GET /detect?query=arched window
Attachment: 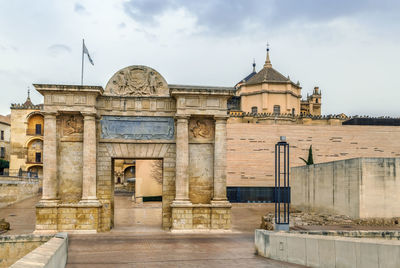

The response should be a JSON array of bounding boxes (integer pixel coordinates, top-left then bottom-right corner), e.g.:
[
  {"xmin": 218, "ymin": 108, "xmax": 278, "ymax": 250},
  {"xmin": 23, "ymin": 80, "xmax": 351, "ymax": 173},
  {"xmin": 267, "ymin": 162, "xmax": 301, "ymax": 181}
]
[
  {"xmin": 273, "ymin": 105, "xmax": 281, "ymax": 114},
  {"xmin": 316, "ymin": 98, "xmax": 319, "ymax": 104},
  {"xmin": 292, "ymin": 108, "xmax": 295, "ymax": 116},
  {"xmin": 251, "ymin": 106, "xmax": 258, "ymax": 114}
]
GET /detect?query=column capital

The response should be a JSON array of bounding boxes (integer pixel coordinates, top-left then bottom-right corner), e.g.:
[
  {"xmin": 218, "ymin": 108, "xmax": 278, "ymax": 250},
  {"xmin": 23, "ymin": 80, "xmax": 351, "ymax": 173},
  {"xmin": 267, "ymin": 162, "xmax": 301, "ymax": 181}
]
[
  {"xmin": 175, "ymin": 114, "xmax": 190, "ymax": 121},
  {"xmin": 42, "ymin": 111, "xmax": 58, "ymax": 118},
  {"xmin": 214, "ymin": 115, "xmax": 229, "ymax": 123},
  {"xmin": 81, "ymin": 112, "xmax": 97, "ymax": 119}
]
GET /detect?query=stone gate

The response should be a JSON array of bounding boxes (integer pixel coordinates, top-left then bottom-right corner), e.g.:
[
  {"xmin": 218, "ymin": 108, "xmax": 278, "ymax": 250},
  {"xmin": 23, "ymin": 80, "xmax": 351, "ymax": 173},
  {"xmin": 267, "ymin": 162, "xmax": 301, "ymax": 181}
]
[{"xmin": 33, "ymin": 65, "xmax": 234, "ymax": 233}]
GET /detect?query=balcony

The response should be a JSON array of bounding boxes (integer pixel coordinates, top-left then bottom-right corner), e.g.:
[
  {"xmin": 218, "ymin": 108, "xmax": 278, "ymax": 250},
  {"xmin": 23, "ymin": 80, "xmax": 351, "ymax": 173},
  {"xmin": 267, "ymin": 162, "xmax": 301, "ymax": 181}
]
[
  {"xmin": 26, "ymin": 128, "xmax": 43, "ymax": 136},
  {"xmin": 27, "ymin": 155, "xmax": 43, "ymax": 164}
]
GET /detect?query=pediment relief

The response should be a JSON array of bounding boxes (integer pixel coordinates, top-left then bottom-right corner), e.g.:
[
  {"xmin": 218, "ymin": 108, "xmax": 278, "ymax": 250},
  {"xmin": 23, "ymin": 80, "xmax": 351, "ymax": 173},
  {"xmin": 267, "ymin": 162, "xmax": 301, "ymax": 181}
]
[{"xmin": 104, "ymin": 65, "xmax": 169, "ymax": 97}]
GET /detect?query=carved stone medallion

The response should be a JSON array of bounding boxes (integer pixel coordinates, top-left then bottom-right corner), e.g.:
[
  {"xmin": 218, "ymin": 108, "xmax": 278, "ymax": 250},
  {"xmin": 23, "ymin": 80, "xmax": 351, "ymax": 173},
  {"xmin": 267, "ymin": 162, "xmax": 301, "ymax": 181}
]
[
  {"xmin": 189, "ymin": 118, "xmax": 214, "ymax": 142},
  {"xmin": 61, "ymin": 114, "xmax": 83, "ymax": 137},
  {"xmin": 104, "ymin": 65, "xmax": 169, "ymax": 97}
]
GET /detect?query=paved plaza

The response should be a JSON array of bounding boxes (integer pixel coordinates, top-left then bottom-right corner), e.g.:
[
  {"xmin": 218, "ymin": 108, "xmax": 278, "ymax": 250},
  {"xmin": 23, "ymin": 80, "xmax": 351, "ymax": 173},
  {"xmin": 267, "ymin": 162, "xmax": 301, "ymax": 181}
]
[{"xmin": 1, "ymin": 194, "xmax": 305, "ymax": 267}]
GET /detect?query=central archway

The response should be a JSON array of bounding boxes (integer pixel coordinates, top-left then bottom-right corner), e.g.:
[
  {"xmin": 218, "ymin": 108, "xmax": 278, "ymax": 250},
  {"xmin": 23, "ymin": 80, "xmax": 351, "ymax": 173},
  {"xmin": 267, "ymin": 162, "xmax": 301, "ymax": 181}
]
[{"xmin": 97, "ymin": 142, "xmax": 175, "ymax": 231}]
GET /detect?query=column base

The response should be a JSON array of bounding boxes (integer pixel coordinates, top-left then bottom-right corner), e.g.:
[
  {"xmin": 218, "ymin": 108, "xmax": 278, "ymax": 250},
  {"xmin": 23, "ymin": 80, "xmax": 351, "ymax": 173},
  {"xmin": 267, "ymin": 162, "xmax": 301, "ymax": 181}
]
[
  {"xmin": 171, "ymin": 199, "xmax": 192, "ymax": 207},
  {"xmin": 211, "ymin": 199, "xmax": 231, "ymax": 207},
  {"xmin": 37, "ymin": 199, "xmax": 60, "ymax": 207},
  {"xmin": 79, "ymin": 198, "xmax": 102, "ymax": 206}
]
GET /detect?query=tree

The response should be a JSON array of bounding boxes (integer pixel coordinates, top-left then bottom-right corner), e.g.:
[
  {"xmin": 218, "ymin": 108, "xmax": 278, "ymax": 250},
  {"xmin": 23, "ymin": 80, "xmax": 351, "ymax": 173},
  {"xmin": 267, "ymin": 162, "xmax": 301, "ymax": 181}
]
[
  {"xmin": 0, "ymin": 159, "xmax": 9, "ymax": 174},
  {"xmin": 299, "ymin": 145, "xmax": 314, "ymax": 165}
]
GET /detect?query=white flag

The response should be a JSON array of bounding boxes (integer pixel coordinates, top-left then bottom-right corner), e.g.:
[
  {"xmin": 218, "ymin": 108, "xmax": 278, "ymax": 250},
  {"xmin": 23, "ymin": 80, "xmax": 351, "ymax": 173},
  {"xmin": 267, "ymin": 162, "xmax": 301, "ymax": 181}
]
[{"xmin": 83, "ymin": 42, "xmax": 94, "ymax": 65}]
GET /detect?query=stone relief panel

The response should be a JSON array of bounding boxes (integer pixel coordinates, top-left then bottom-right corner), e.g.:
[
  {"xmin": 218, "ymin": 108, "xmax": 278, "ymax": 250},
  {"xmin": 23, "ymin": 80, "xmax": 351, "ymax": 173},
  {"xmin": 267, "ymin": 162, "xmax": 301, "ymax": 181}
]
[
  {"xmin": 60, "ymin": 114, "xmax": 83, "ymax": 137},
  {"xmin": 189, "ymin": 118, "xmax": 214, "ymax": 142},
  {"xmin": 101, "ymin": 116, "xmax": 174, "ymax": 140},
  {"xmin": 104, "ymin": 65, "xmax": 169, "ymax": 97}
]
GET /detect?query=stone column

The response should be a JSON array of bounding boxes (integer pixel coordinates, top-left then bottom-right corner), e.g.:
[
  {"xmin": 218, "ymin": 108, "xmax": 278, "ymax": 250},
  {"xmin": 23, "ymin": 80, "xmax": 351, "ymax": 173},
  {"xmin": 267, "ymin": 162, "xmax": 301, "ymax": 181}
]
[
  {"xmin": 173, "ymin": 115, "xmax": 191, "ymax": 204},
  {"xmin": 212, "ymin": 116, "xmax": 229, "ymax": 202},
  {"xmin": 81, "ymin": 112, "xmax": 99, "ymax": 203},
  {"xmin": 41, "ymin": 112, "xmax": 58, "ymax": 202}
]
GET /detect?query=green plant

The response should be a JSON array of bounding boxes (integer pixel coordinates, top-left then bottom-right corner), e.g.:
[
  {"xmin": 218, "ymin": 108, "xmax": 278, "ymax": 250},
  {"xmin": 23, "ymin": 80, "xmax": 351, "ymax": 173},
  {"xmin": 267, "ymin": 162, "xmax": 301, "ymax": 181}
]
[
  {"xmin": 0, "ymin": 159, "xmax": 9, "ymax": 170},
  {"xmin": 299, "ymin": 145, "xmax": 314, "ymax": 165}
]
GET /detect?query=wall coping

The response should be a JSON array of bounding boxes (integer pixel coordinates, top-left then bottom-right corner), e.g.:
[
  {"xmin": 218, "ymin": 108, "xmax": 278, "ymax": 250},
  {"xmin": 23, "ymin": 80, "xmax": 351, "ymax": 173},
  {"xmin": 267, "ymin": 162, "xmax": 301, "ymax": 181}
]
[{"xmin": 10, "ymin": 232, "xmax": 68, "ymax": 268}]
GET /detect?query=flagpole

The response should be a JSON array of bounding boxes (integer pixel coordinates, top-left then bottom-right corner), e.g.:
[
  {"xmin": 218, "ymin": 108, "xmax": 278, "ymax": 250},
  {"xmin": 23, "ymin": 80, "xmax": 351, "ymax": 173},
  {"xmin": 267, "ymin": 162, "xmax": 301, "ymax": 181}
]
[{"xmin": 81, "ymin": 39, "xmax": 84, "ymax": 85}]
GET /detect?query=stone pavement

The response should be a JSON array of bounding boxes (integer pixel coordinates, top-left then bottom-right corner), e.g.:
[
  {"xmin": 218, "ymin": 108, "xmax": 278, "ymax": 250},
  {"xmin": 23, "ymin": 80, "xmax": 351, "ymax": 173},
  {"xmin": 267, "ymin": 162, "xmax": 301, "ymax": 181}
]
[
  {"xmin": 1, "ymin": 194, "xmax": 304, "ymax": 267},
  {"xmin": 0, "ymin": 194, "xmax": 39, "ymax": 235},
  {"xmin": 66, "ymin": 195, "xmax": 303, "ymax": 267},
  {"xmin": 66, "ymin": 232, "xmax": 303, "ymax": 268}
]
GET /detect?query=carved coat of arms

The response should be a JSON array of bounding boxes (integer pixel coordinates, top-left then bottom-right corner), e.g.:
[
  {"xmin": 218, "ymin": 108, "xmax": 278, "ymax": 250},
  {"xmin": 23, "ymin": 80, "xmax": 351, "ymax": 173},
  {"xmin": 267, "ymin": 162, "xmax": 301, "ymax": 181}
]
[{"xmin": 105, "ymin": 66, "xmax": 169, "ymax": 97}]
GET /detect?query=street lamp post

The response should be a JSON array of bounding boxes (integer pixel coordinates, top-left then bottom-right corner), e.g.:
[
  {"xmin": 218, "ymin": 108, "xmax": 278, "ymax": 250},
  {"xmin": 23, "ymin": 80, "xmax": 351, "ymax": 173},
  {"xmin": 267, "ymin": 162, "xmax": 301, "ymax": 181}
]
[{"xmin": 274, "ymin": 136, "xmax": 290, "ymax": 231}]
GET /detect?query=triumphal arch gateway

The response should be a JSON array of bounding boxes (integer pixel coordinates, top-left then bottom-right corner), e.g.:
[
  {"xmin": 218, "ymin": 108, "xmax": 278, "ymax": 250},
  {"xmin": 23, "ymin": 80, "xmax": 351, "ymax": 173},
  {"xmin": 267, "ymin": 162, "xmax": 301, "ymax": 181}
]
[{"xmin": 33, "ymin": 65, "xmax": 234, "ymax": 233}]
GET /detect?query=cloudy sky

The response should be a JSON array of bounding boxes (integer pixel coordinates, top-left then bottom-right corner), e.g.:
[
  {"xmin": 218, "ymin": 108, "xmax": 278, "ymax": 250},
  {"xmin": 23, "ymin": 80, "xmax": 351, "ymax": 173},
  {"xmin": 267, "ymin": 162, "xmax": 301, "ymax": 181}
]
[{"xmin": 0, "ymin": 0, "xmax": 399, "ymax": 116}]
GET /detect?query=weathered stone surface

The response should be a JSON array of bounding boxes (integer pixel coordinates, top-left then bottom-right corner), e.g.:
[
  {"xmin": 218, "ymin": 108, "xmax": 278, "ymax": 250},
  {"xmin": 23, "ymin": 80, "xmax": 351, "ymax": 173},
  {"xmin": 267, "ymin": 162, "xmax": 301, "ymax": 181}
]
[
  {"xmin": 104, "ymin": 65, "xmax": 169, "ymax": 97},
  {"xmin": 33, "ymin": 65, "xmax": 234, "ymax": 233},
  {"xmin": 189, "ymin": 144, "xmax": 213, "ymax": 204},
  {"xmin": 100, "ymin": 116, "xmax": 174, "ymax": 140}
]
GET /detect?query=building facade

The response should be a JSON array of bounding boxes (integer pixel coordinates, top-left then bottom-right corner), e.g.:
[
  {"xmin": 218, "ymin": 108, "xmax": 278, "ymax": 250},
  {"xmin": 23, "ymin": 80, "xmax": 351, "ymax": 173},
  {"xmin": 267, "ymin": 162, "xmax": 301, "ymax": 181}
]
[
  {"xmin": 9, "ymin": 93, "xmax": 44, "ymax": 177},
  {"xmin": 33, "ymin": 65, "xmax": 233, "ymax": 233},
  {"xmin": 0, "ymin": 115, "xmax": 11, "ymax": 163},
  {"xmin": 233, "ymin": 48, "xmax": 322, "ymax": 117}
]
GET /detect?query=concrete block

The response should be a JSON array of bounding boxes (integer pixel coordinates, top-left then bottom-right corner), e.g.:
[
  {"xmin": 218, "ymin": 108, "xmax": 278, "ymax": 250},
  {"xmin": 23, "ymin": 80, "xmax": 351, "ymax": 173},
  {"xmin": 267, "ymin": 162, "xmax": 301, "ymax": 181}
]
[
  {"xmin": 378, "ymin": 242, "xmax": 400, "ymax": 268},
  {"xmin": 305, "ymin": 236, "xmax": 319, "ymax": 267},
  {"xmin": 357, "ymin": 241, "xmax": 379, "ymax": 268},
  {"xmin": 335, "ymin": 238, "xmax": 357, "ymax": 268},
  {"xmin": 318, "ymin": 237, "xmax": 336, "ymax": 267},
  {"xmin": 286, "ymin": 234, "xmax": 306, "ymax": 266}
]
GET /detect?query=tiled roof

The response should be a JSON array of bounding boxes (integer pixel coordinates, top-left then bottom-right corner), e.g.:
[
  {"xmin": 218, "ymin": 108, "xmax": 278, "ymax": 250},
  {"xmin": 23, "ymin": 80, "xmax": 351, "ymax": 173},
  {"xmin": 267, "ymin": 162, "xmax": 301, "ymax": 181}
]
[
  {"xmin": 245, "ymin": 66, "xmax": 290, "ymax": 85},
  {"xmin": 0, "ymin": 114, "xmax": 11, "ymax": 125}
]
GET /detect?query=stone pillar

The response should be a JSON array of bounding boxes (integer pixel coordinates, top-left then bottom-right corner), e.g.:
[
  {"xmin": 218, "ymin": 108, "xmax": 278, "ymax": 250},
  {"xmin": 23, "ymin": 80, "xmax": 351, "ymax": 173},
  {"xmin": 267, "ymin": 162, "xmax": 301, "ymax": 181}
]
[
  {"xmin": 212, "ymin": 116, "xmax": 228, "ymax": 202},
  {"xmin": 173, "ymin": 115, "xmax": 191, "ymax": 204},
  {"xmin": 41, "ymin": 112, "xmax": 58, "ymax": 202},
  {"xmin": 80, "ymin": 112, "xmax": 99, "ymax": 203}
]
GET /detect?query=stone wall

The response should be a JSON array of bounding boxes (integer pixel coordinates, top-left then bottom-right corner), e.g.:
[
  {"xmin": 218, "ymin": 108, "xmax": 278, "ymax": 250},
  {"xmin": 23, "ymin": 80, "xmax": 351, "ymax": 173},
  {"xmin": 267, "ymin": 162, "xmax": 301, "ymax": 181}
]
[
  {"xmin": 58, "ymin": 141, "xmax": 83, "ymax": 203},
  {"xmin": 0, "ymin": 234, "xmax": 52, "ymax": 268},
  {"xmin": 0, "ymin": 179, "xmax": 39, "ymax": 208},
  {"xmin": 227, "ymin": 124, "xmax": 400, "ymax": 187},
  {"xmin": 291, "ymin": 158, "xmax": 400, "ymax": 218}
]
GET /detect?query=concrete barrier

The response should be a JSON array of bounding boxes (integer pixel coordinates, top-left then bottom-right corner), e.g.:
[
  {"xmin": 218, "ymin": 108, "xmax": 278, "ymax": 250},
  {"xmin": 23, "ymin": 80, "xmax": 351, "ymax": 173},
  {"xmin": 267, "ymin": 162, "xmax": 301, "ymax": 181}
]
[
  {"xmin": 255, "ymin": 229, "xmax": 400, "ymax": 268},
  {"xmin": 10, "ymin": 232, "xmax": 68, "ymax": 268}
]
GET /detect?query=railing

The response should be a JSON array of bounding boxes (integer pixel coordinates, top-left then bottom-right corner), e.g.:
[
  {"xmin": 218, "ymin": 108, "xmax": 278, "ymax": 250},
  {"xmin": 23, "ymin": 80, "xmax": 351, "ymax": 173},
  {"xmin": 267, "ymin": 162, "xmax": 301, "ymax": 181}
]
[
  {"xmin": 26, "ymin": 128, "xmax": 43, "ymax": 136},
  {"xmin": 27, "ymin": 157, "xmax": 43, "ymax": 164}
]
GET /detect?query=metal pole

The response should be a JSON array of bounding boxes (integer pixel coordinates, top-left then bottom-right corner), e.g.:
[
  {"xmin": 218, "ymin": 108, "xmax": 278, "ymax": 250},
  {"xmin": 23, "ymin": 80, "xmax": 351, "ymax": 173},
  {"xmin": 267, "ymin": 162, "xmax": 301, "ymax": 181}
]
[
  {"xmin": 81, "ymin": 39, "xmax": 84, "ymax": 85},
  {"xmin": 274, "ymin": 143, "xmax": 277, "ymax": 223},
  {"xmin": 287, "ymin": 144, "xmax": 290, "ymax": 224}
]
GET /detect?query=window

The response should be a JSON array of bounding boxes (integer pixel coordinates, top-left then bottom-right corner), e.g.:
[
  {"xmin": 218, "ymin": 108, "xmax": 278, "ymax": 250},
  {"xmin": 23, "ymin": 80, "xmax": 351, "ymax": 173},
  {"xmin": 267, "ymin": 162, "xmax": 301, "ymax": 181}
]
[
  {"xmin": 316, "ymin": 98, "xmax": 319, "ymax": 104},
  {"xmin": 292, "ymin": 108, "xmax": 295, "ymax": 116},
  {"xmin": 0, "ymin": 147, "xmax": 4, "ymax": 158},
  {"xmin": 273, "ymin": 105, "xmax": 281, "ymax": 114},
  {"xmin": 35, "ymin": 124, "xmax": 42, "ymax": 135},
  {"xmin": 0, "ymin": 130, "xmax": 3, "ymax": 140},
  {"xmin": 35, "ymin": 152, "xmax": 42, "ymax": 163},
  {"xmin": 251, "ymin": 106, "xmax": 258, "ymax": 114}
]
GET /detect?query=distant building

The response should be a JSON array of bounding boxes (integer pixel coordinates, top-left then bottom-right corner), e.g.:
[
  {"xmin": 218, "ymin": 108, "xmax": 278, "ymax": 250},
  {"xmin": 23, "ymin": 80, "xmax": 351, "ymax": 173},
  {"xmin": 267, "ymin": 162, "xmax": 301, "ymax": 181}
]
[
  {"xmin": 232, "ymin": 47, "xmax": 322, "ymax": 117},
  {"xmin": 0, "ymin": 114, "xmax": 11, "ymax": 162},
  {"xmin": 301, "ymin": 87, "xmax": 321, "ymax": 116},
  {"xmin": 9, "ymin": 91, "xmax": 43, "ymax": 177}
]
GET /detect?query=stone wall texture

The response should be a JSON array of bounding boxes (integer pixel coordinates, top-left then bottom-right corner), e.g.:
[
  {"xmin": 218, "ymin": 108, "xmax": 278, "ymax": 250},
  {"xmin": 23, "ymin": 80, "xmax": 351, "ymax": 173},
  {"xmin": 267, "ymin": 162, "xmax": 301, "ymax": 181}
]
[
  {"xmin": 0, "ymin": 179, "xmax": 39, "ymax": 208},
  {"xmin": 0, "ymin": 234, "xmax": 51, "ymax": 268},
  {"xmin": 291, "ymin": 158, "xmax": 400, "ymax": 218},
  {"xmin": 227, "ymin": 124, "xmax": 400, "ymax": 187},
  {"xmin": 58, "ymin": 141, "xmax": 83, "ymax": 203}
]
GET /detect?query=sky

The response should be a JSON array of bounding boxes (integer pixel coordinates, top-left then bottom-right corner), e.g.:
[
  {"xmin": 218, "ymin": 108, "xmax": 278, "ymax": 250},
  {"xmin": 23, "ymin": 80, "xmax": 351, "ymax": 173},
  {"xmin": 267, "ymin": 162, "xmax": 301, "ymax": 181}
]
[{"xmin": 0, "ymin": 0, "xmax": 399, "ymax": 116}]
